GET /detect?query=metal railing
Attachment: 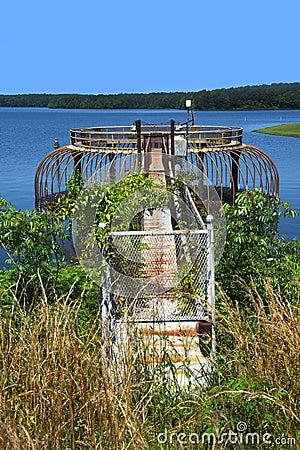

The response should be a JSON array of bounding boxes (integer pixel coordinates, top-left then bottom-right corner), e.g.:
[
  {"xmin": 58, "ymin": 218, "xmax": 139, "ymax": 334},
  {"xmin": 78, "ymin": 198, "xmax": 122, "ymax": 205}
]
[{"xmin": 70, "ymin": 124, "xmax": 243, "ymax": 150}]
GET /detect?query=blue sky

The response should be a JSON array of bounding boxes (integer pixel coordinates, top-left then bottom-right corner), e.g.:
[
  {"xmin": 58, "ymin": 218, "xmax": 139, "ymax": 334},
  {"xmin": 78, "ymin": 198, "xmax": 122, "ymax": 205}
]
[{"xmin": 1, "ymin": 0, "xmax": 299, "ymax": 94}]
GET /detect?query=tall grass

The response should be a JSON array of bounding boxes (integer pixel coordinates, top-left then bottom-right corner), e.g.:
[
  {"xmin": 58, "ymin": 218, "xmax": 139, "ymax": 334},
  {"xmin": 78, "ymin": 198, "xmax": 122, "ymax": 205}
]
[{"xmin": 0, "ymin": 277, "xmax": 299, "ymax": 449}]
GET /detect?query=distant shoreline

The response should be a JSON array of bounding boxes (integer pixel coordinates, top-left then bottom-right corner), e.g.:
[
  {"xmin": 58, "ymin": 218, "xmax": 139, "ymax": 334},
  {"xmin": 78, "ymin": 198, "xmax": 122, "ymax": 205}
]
[
  {"xmin": 1, "ymin": 106, "xmax": 300, "ymax": 112},
  {"xmin": 1, "ymin": 82, "xmax": 300, "ymax": 110}
]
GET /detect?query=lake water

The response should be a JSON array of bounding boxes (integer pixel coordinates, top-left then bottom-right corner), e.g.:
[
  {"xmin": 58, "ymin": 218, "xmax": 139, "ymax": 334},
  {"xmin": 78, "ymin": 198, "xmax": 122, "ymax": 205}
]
[{"xmin": 0, "ymin": 108, "xmax": 299, "ymax": 243}]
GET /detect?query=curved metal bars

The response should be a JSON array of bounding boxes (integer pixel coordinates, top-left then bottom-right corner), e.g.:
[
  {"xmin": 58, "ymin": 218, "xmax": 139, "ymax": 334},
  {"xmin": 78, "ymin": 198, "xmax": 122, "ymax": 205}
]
[{"xmin": 35, "ymin": 141, "xmax": 279, "ymax": 211}]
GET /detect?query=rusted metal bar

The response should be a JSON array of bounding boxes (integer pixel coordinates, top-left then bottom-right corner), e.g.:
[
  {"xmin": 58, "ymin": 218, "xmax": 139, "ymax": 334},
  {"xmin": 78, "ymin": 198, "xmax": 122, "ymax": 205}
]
[
  {"xmin": 170, "ymin": 120, "xmax": 175, "ymax": 156},
  {"xmin": 135, "ymin": 120, "xmax": 141, "ymax": 154},
  {"xmin": 230, "ymin": 150, "xmax": 241, "ymax": 204}
]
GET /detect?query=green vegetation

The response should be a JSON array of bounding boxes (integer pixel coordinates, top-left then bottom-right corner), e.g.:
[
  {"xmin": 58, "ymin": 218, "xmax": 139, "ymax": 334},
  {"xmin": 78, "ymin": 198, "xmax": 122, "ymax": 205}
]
[
  {"xmin": 1, "ymin": 82, "xmax": 300, "ymax": 110},
  {"xmin": 0, "ymin": 185, "xmax": 299, "ymax": 448},
  {"xmin": 0, "ymin": 285, "xmax": 299, "ymax": 449},
  {"xmin": 217, "ymin": 190, "xmax": 299, "ymax": 307},
  {"xmin": 253, "ymin": 122, "xmax": 300, "ymax": 138}
]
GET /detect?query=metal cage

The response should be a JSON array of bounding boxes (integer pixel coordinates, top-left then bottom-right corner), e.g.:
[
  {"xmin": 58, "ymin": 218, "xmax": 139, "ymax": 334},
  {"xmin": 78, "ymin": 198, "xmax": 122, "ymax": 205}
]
[{"xmin": 35, "ymin": 122, "xmax": 279, "ymax": 210}]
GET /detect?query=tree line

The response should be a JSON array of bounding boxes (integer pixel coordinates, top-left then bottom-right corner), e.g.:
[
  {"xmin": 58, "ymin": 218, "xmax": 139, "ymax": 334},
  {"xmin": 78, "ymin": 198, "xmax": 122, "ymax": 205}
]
[{"xmin": 1, "ymin": 82, "xmax": 300, "ymax": 110}]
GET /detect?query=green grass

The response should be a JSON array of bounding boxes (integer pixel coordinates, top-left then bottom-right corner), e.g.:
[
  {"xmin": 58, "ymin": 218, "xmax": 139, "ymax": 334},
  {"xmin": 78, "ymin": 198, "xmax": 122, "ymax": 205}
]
[{"xmin": 253, "ymin": 122, "xmax": 300, "ymax": 138}]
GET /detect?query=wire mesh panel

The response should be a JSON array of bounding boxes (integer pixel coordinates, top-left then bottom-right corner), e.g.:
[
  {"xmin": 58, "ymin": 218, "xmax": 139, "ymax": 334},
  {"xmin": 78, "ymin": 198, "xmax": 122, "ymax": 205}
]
[{"xmin": 108, "ymin": 230, "xmax": 211, "ymax": 322}]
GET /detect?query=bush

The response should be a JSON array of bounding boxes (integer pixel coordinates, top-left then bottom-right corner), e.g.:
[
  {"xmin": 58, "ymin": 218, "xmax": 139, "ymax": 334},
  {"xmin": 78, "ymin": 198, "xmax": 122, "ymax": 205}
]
[{"xmin": 216, "ymin": 189, "xmax": 299, "ymax": 307}]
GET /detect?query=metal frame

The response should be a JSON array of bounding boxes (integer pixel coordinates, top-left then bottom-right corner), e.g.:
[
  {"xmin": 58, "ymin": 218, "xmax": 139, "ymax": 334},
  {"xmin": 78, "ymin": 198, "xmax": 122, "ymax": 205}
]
[
  {"xmin": 35, "ymin": 123, "xmax": 279, "ymax": 210},
  {"xmin": 33, "ymin": 121, "xmax": 280, "ymax": 372}
]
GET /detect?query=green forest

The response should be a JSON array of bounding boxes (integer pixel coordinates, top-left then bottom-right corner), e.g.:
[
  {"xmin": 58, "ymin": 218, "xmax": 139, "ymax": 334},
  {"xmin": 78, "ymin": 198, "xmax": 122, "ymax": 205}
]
[{"xmin": 1, "ymin": 82, "xmax": 300, "ymax": 110}]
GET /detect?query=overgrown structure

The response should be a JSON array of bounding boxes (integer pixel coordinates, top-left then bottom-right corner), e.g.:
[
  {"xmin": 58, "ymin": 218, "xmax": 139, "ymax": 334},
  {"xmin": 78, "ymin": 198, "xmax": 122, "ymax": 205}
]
[{"xmin": 34, "ymin": 120, "xmax": 279, "ymax": 387}]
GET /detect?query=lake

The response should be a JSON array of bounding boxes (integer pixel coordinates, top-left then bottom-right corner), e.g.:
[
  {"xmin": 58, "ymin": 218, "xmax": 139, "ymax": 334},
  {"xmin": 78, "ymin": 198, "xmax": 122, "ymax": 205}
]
[{"xmin": 0, "ymin": 108, "xmax": 299, "ymax": 244}]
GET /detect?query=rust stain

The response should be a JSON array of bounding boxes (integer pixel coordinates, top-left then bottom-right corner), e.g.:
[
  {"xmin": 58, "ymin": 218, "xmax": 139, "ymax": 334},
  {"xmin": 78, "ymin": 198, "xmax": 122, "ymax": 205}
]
[{"xmin": 141, "ymin": 328, "xmax": 199, "ymax": 337}]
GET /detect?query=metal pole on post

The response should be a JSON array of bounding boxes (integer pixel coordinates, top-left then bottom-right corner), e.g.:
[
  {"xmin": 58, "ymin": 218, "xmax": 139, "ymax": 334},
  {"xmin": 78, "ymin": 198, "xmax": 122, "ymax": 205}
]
[
  {"xmin": 186, "ymin": 111, "xmax": 189, "ymax": 147},
  {"xmin": 170, "ymin": 120, "xmax": 175, "ymax": 156},
  {"xmin": 100, "ymin": 249, "xmax": 118, "ymax": 362},
  {"xmin": 185, "ymin": 100, "xmax": 192, "ymax": 151},
  {"xmin": 206, "ymin": 215, "xmax": 216, "ymax": 361},
  {"xmin": 135, "ymin": 119, "xmax": 142, "ymax": 172},
  {"xmin": 170, "ymin": 120, "xmax": 175, "ymax": 177},
  {"xmin": 53, "ymin": 138, "xmax": 61, "ymax": 196},
  {"xmin": 135, "ymin": 120, "xmax": 141, "ymax": 154}
]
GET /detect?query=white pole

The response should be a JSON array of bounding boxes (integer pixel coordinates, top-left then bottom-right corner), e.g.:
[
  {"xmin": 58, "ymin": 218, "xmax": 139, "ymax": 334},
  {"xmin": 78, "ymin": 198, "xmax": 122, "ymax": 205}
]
[{"xmin": 206, "ymin": 215, "xmax": 216, "ymax": 361}]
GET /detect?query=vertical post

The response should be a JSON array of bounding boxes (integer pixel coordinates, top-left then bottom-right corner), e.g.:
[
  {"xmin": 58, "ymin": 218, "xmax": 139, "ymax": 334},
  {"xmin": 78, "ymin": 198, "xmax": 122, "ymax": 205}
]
[
  {"xmin": 230, "ymin": 151, "xmax": 240, "ymax": 204},
  {"xmin": 170, "ymin": 120, "xmax": 175, "ymax": 156},
  {"xmin": 71, "ymin": 150, "xmax": 82, "ymax": 173},
  {"xmin": 135, "ymin": 120, "xmax": 142, "ymax": 154},
  {"xmin": 185, "ymin": 99, "xmax": 192, "ymax": 150},
  {"xmin": 53, "ymin": 138, "xmax": 61, "ymax": 197},
  {"xmin": 143, "ymin": 135, "xmax": 152, "ymax": 174},
  {"xmin": 135, "ymin": 120, "xmax": 143, "ymax": 173},
  {"xmin": 101, "ymin": 264, "xmax": 118, "ymax": 360},
  {"xmin": 109, "ymin": 153, "xmax": 116, "ymax": 183},
  {"xmin": 206, "ymin": 215, "xmax": 216, "ymax": 361}
]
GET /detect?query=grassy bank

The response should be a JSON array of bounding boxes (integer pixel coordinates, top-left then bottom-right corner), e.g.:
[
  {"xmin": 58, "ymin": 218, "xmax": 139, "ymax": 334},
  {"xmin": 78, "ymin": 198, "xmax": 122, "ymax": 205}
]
[
  {"xmin": 0, "ymin": 278, "xmax": 299, "ymax": 449},
  {"xmin": 253, "ymin": 122, "xmax": 300, "ymax": 138}
]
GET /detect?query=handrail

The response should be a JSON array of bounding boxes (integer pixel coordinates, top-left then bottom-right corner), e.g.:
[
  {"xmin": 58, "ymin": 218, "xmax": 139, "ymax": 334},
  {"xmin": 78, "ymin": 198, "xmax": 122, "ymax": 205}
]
[
  {"xmin": 109, "ymin": 229, "xmax": 207, "ymax": 236},
  {"xmin": 70, "ymin": 124, "xmax": 243, "ymax": 149}
]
